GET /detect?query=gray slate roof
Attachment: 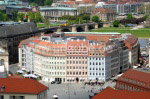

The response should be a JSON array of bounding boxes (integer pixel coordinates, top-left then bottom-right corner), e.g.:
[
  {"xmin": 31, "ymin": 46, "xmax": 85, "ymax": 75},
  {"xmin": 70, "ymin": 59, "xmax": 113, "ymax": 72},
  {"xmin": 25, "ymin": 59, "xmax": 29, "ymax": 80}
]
[{"xmin": 0, "ymin": 22, "xmax": 38, "ymax": 38}]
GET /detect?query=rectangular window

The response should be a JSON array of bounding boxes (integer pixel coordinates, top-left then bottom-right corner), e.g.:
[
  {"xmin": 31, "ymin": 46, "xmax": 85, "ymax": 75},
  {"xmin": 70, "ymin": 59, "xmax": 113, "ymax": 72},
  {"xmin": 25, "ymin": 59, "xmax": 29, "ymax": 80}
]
[{"xmin": 0, "ymin": 95, "xmax": 4, "ymax": 99}]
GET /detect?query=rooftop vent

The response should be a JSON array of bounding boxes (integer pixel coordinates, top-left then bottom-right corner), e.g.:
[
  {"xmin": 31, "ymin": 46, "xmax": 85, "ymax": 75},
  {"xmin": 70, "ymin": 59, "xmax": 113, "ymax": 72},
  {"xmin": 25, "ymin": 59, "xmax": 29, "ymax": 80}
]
[{"xmin": 1, "ymin": 86, "xmax": 5, "ymax": 91}]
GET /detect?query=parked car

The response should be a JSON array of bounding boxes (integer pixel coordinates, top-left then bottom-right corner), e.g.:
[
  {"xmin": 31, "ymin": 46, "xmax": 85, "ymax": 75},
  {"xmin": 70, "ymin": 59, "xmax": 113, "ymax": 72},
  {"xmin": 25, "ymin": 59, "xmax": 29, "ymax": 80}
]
[
  {"xmin": 56, "ymin": 81, "xmax": 61, "ymax": 84},
  {"xmin": 51, "ymin": 81, "xmax": 56, "ymax": 84}
]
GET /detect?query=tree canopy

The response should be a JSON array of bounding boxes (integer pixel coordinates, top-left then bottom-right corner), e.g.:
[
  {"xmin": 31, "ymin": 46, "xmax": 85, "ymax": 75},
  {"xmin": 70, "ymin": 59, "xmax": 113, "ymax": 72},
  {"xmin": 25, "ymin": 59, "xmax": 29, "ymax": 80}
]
[
  {"xmin": 113, "ymin": 20, "xmax": 120, "ymax": 27},
  {"xmin": 91, "ymin": 16, "xmax": 99, "ymax": 23},
  {"xmin": 0, "ymin": 12, "xmax": 8, "ymax": 21},
  {"xmin": 127, "ymin": 13, "xmax": 134, "ymax": 20},
  {"xmin": 29, "ymin": 0, "xmax": 53, "ymax": 6}
]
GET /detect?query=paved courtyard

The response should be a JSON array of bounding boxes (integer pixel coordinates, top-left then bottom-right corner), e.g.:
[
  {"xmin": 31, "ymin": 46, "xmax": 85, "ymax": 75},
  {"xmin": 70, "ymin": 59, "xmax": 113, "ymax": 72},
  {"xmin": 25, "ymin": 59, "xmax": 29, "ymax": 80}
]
[{"xmin": 40, "ymin": 81, "xmax": 116, "ymax": 99}]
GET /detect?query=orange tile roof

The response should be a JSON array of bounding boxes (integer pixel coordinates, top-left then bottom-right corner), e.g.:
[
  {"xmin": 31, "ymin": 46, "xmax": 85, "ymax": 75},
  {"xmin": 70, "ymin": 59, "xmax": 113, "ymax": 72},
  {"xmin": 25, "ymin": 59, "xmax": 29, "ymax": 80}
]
[
  {"xmin": 92, "ymin": 87, "xmax": 150, "ymax": 99},
  {"xmin": 0, "ymin": 78, "xmax": 48, "ymax": 94}
]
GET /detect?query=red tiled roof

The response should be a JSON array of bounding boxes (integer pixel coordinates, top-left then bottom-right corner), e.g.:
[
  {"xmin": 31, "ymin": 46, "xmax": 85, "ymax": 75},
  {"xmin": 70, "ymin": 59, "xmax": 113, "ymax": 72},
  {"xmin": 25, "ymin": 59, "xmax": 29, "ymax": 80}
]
[
  {"xmin": 0, "ymin": 78, "xmax": 48, "ymax": 94},
  {"xmin": 61, "ymin": 1, "xmax": 76, "ymax": 4},
  {"xmin": 117, "ymin": 69, "xmax": 150, "ymax": 88},
  {"xmin": 92, "ymin": 87, "xmax": 150, "ymax": 99},
  {"xmin": 124, "ymin": 35, "xmax": 138, "ymax": 50},
  {"xmin": 92, "ymin": 8, "xmax": 114, "ymax": 14}
]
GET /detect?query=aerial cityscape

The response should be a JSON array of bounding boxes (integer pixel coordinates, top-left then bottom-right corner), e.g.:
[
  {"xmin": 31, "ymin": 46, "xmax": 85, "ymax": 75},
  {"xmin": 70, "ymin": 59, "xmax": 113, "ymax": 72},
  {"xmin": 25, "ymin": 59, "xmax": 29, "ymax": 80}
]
[{"xmin": 0, "ymin": 0, "xmax": 150, "ymax": 99}]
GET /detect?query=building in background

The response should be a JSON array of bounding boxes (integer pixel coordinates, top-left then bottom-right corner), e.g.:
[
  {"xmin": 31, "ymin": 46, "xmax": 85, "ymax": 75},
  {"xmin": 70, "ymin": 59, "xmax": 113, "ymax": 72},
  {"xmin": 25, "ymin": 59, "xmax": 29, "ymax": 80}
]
[
  {"xmin": 0, "ymin": 47, "xmax": 8, "ymax": 73},
  {"xmin": 40, "ymin": 7, "xmax": 78, "ymax": 23},
  {"xmin": 96, "ymin": 2, "xmax": 141, "ymax": 15},
  {"xmin": 6, "ymin": 5, "xmax": 32, "ymax": 16},
  {"xmin": 19, "ymin": 32, "xmax": 139, "ymax": 83},
  {"xmin": 0, "ymin": 78, "xmax": 48, "ymax": 99},
  {"xmin": 91, "ymin": 8, "xmax": 116, "ymax": 22},
  {"xmin": 0, "ymin": 22, "xmax": 39, "ymax": 65}
]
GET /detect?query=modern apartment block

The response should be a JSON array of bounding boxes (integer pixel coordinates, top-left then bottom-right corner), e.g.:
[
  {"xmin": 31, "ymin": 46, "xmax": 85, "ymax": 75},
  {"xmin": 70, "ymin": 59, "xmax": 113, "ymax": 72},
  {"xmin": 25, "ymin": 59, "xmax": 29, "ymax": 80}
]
[{"xmin": 19, "ymin": 32, "xmax": 139, "ymax": 83}]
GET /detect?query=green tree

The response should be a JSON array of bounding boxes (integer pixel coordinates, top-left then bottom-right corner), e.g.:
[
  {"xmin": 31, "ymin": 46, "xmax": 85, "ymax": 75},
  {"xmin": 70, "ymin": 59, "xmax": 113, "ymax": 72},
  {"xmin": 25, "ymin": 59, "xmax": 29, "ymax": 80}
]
[
  {"xmin": 17, "ymin": 13, "xmax": 25, "ymax": 22},
  {"xmin": 81, "ymin": 14, "xmax": 90, "ymax": 22},
  {"xmin": 127, "ymin": 13, "xmax": 134, "ymax": 20},
  {"xmin": 91, "ymin": 16, "xmax": 99, "ymax": 23},
  {"xmin": 35, "ymin": 12, "xmax": 43, "ymax": 23},
  {"xmin": 27, "ymin": 12, "xmax": 35, "ymax": 22},
  {"xmin": 44, "ymin": 0, "xmax": 53, "ymax": 6},
  {"xmin": 12, "ymin": 10, "xmax": 18, "ymax": 21},
  {"xmin": 0, "ymin": 12, "xmax": 8, "ymax": 21},
  {"xmin": 113, "ymin": 20, "xmax": 120, "ymax": 27},
  {"xmin": 3, "ymin": 14, "xmax": 8, "ymax": 21}
]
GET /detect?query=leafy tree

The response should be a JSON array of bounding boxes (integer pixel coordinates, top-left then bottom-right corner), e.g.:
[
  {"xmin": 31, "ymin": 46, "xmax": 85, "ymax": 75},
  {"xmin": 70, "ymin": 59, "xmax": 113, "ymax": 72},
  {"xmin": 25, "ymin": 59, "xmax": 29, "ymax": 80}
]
[
  {"xmin": 80, "ymin": 14, "xmax": 90, "ymax": 22},
  {"xmin": 113, "ymin": 20, "xmax": 120, "ymax": 27},
  {"xmin": 17, "ymin": 13, "xmax": 25, "ymax": 22},
  {"xmin": 127, "ymin": 13, "xmax": 134, "ymax": 20},
  {"xmin": 91, "ymin": 16, "xmax": 99, "ymax": 23},
  {"xmin": 27, "ymin": 12, "xmax": 35, "ymax": 22},
  {"xmin": 35, "ymin": 12, "xmax": 43, "ymax": 23},
  {"xmin": 0, "ymin": 11, "xmax": 8, "ymax": 21},
  {"xmin": 2, "ymin": 14, "xmax": 8, "ymax": 21},
  {"xmin": 12, "ymin": 10, "xmax": 18, "ymax": 21},
  {"xmin": 44, "ymin": 0, "xmax": 53, "ymax": 6},
  {"xmin": 27, "ymin": 12, "xmax": 43, "ymax": 23}
]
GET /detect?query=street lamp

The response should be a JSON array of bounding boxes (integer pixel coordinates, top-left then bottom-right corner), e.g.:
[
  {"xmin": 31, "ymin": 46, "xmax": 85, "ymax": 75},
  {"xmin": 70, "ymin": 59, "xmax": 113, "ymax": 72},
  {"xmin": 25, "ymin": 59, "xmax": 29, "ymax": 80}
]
[{"xmin": 68, "ymin": 80, "xmax": 70, "ymax": 99}]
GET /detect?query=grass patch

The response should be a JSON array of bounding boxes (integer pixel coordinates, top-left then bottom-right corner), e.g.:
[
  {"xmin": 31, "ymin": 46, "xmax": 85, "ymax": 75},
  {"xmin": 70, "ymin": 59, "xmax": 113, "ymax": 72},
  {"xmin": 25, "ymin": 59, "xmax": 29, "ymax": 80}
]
[
  {"xmin": 36, "ymin": 23, "xmax": 60, "ymax": 28},
  {"xmin": 91, "ymin": 27, "xmax": 150, "ymax": 38}
]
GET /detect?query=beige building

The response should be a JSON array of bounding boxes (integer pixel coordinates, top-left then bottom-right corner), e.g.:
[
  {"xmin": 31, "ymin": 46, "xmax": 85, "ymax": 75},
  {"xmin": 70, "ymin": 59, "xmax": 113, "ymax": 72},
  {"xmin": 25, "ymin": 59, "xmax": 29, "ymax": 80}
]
[
  {"xmin": 91, "ymin": 8, "xmax": 116, "ymax": 22},
  {"xmin": 0, "ymin": 47, "xmax": 9, "ymax": 73},
  {"xmin": 0, "ymin": 78, "xmax": 48, "ymax": 99}
]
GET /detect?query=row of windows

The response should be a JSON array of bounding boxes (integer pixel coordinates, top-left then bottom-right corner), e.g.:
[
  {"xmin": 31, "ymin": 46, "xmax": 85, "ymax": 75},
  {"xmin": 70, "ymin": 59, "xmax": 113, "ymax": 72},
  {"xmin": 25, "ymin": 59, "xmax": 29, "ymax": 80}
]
[
  {"xmin": 43, "ymin": 61, "xmax": 65, "ymax": 65},
  {"xmin": 89, "ymin": 62, "xmax": 104, "ymax": 65},
  {"xmin": 67, "ymin": 61, "xmax": 87, "ymax": 64},
  {"xmin": 67, "ymin": 71, "xmax": 87, "ymax": 75},
  {"xmin": 121, "ymin": 77, "xmax": 145, "ymax": 87},
  {"xmin": 89, "ymin": 53, "xmax": 104, "ymax": 56},
  {"xmin": 117, "ymin": 83, "xmax": 144, "ymax": 92},
  {"xmin": 67, "ymin": 66, "xmax": 87, "ymax": 69},
  {"xmin": 45, "ymin": 71, "xmax": 65, "ymax": 75},
  {"xmin": 67, "ymin": 57, "xmax": 87, "ymax": 59},
  {"xmin": 89, "ymin": 68, "xmax": 104, "ymax": 71},
  {"xmin": 89, "ymin": 73, "xmax": 104, "ymax": 76},
  {"xmin": 43, "ymin": 66, "xmax": 66, "ymax": 70},
  {"xmin": 89, "ymin": 57, "xmax": 104, "ymax": 60},
  {"xmin": 68, "ymin": 47, "xmax": 87, "ymax": 50},
  {"xmin": 44, "ymin": 57, "xmax": 65, "ymax": 60},
  {"xmin": 67, "ymin": 52, "xmax": 87, "ymax": 55}
]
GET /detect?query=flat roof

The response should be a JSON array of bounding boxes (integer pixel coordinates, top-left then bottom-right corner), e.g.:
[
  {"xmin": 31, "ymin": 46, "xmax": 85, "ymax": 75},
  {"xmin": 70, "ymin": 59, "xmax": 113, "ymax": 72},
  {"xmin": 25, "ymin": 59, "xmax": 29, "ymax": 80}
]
[
  {"xmin": 40, "ymin": 7, "xmax": 77, "ymax": 11},
  {"xmin": 7, "ymin": 5, "xmax": 31, "ymax": 9}
]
